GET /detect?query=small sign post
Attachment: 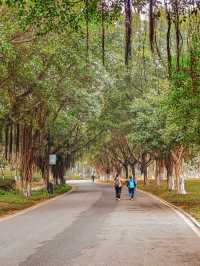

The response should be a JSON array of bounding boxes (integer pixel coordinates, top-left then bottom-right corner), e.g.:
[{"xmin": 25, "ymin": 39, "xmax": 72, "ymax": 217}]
[{"xmin": 49, "ymin": 154, "xmax": 57, "ymax": 166}]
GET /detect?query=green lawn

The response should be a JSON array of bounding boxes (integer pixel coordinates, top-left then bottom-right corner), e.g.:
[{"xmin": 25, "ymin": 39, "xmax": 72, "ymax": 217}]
[
  {"xmin": 137, "ymin": 179, "xmax": 200, "ymax": 223},
  {"xmin": 0, "ymin": 184, "xmax": 71, "ymax": 217}
]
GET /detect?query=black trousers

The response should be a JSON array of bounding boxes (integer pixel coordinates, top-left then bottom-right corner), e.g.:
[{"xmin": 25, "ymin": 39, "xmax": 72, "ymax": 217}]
[
  {"xmin": 128, "ymin": 187, "xmax": 135, "ymax": 198},
  {"xmin": 115, "ymin": 186, "xmax": 122, "ymax": 199}
]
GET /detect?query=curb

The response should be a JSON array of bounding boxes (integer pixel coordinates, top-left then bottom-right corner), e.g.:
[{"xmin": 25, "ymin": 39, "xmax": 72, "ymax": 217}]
[
  {"xmin": 0, "ymin": 186, "xmax": 76, "ymax": 223},
  {"xmin": 139, "ymin": 189, "xmax": 200, "ymax": 237}
]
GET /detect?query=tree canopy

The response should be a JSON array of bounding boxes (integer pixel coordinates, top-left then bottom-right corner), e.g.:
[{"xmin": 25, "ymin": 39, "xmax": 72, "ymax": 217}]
[{"xmin": 0, "ymin": 0, "xmax": 199, "ymax": 195}]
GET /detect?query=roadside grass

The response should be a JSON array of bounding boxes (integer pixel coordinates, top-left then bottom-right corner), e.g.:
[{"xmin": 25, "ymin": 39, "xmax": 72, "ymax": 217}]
[
  {"xmin": 0, "ymin": 169, "xmax": 42, "ymax": 180},
  {"xmin": 0, "ymin": 170, "xmax": 43, "ymax": 189},
  {"xmin": 0, "ymin": 184, "xmax": 71, "ymax": 218},
  {"xmin": 137, "ymin": 179, "xmax": 200, "ymax": 223},
  {"xmin": 65, "ymin": 175, "xmax": 82, "ymax": 180}
]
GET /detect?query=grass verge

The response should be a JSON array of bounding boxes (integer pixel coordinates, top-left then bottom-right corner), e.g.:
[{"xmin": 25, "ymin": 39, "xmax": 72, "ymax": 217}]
[
  {"xmin": 137, "ymin": 179, "xmax": 200, "ymax": 223},
  {"xmin": 0, "ymin": 184, "xmax": 71, "ymax": 218},
  {"xmin": 65, "ymin": 175, "xmax": 82, "ymax": 180}
]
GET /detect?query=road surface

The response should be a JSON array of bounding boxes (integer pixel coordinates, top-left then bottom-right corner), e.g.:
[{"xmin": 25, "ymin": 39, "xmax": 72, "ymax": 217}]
[{"xmin": 0, "ymin": 180, "xmax": 200, "ymax": 266}]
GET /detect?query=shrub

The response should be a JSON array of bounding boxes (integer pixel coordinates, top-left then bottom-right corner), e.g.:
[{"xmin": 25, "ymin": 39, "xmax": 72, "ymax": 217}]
[
  {"xmin": 0, "ymin": 189, "xmax": 6, "ymax": 195},
  {"xmin": 0, "ymin": 179, "xmax": 16, "ymax": 191}
]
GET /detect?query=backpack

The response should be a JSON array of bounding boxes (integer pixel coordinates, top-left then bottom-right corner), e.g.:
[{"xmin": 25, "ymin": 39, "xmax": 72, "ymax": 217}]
[
  {"xmin": 114, "ymin": 177, "xmax": 120, "ymax": 187},
  {"xmin": 129, "ymin": 179, "xmax": 135, "ymax": 188}
]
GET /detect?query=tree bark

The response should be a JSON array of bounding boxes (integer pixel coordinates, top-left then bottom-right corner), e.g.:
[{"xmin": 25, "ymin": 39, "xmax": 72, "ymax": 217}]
[
  {"xmin": 85, "ymin": 0, "xmax": 89, "ymax": 64},
  {"xmin": 141, "ymin": 153, "xmax": 149, "ymax": 185},
  {"xmin": 15, "ymin": 124, "xmax": 20, "ymax": 156},
  {"xmin": 42, "ymin": 158, "xmax": 50, "ymax": 188},
  {"xmin": 149, "ymin": 0, "xmax": 155, "ymax": 53},
  {"xmin": 5, "ymin": 125, "xmax": 9, "ymax": 160},
  {"xmin": 172, "ymin": 147, "xmax": 186, "ymax": 194},
  {"xmin": 21, "ymin": 127, "xmax": 34, "ymax": 197},
  {"xmin": 26, "ymin": 180, "xmax": 32, "ymax": 197},
  {"xmin": 174, "ymin": 0, "xmax": 181, "ymax": 72},
  {"xmin": 52, "ymin": 155, "xmax": 66, "ymax": 185},
  {"xmin": 165, "ymin": 153, "xmax": 175, "ymax": 191},
  {"xmin": 166, "ymin": 8, "xmax": 172, "ymax": 77},
  {"xmin": 174, "ymin": 159, "xmax": 186, "ymax": 194},
  {"xmin": 130, "ymin": 162, "xmax": 136, "ymax": 177},
  {"xmin": 155, "ymin": 159, "xmax": 160, "ymax": 186},
  {"xmin": 9, "ymin": 124, "xmax": 13, "ymax": 161},
  {"xmin": 124, "ymin": 163, "xmax": 129, "ymax": 180},
  {"xmin": 143, "ymin": 165, "xmax": 148, "ymax": 185},
  {"xmin": 101, "ymin": 0, "xmax": 105, "ymax": 66},
  {"xmin": 124, "ymin": 0, "xmax": 132, "ymax": 65}
]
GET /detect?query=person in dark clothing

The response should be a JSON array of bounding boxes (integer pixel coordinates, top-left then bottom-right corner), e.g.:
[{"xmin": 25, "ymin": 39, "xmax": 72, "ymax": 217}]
[
  {"xmin": 91, "ymin": 174, "xmax": 95, "ymax": 182},
  {"xmin": 113, "ymin": 174, "xmax": 123, "ymax": 200}
]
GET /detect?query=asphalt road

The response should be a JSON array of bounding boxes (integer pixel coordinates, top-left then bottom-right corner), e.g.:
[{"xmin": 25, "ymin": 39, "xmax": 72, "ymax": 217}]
[{"xmin": 0, "ymin": 180, "xmax": 200, "ymax": 266}]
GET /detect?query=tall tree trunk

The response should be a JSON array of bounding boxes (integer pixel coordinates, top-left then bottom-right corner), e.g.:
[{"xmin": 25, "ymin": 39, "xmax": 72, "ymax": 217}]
[
  {"xmin": 149, "ymin": 0, "xmax": 155, "ymax": 53},
  {"xmin": 9, "ymin": 124, "xmax": 13, "ymax": 161},
  {"xmin": 26, "ymin": 179, "xmax": 32, "ymax": 197},
  {"xmin": 15, "ymin": 124, "xmax": 20, "ymax": 156},
  {"xmin": 160, "ymin": 159, "xmax": 165, "ymax": 181},
  {"xmin": 124, "ymin": 163, "xmax": 129, "ymax": 180},
  {"xmin": 155, "ymin": 159, "xmax": 160, "ymax": 186},
  {"xmin": 141, "ymin": 153, "xmax": 148, "ymax": 185},
  {"xmin": 20, "ymin": 168, "xmax": 24, "ymax": 193},
  {"xmin": 166, "ymin": 8, "xmax": 172, "ymax": 77},
  {"xmin": 165, "ymin": 153, "xmax": 175, "ymax": 191},
  {"xmin": 124, "ymin": 0, "xmax": 132, "ymax": 65},
  {"xmin": 21, "ymin": 127, "xmax": 34, "ymax": 197},
  {"xmin": 174, "ymin": 0, "xmax": 181, "ymax": 72},
  {"xmin": 59, "ymin": 157, "xmax": 66, "ymax": 184},
  {"xmin": 174, "ymin": 159, "xmax": 185, "ymax": 194},
  {"xmin": 143, "ymin": 165, "xmax": 148, "ymax": 185},
  {"xmin": 130, "ymin": 162, "xmax": 136, "ymax": 177},
  {"xmin": 172, "ymin": 147, "xmax": 186, "ymax": 194},
  {"xmin": 85, "ymin": 0, "xmax": 89, "ymax": 64},
  {"xmin": 101, "ymin": 0, "xmax": 105, "ymax": 66},
  {"xmin": 41, "ymin": 157, "xmax": 50, "ymax": 188},
  {"xmin": 5, "ymin": 125, "xmax": 9, "ymax": 160},
  {"xmin": 52, "ymin": 155, "xmax": 66, "ymax": 185}
]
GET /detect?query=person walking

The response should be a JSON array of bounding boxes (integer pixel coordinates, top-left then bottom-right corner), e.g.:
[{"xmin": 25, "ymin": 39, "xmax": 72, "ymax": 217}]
[
  {"xmin": 127, "ymin": 176, "xmax": 136, "ymax": 200},
  {"xmin": 91, "ymin": 174, "xmax": 95, "ymax": 182},
  {"xmin": 113, "ymin": 174, "xmax": 122, "ymax": 200}
]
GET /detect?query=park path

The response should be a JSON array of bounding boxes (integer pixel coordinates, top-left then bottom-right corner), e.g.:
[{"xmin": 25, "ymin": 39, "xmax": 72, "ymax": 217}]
[{"xmin": 0, "ymin": 180, "xmax": 199, "ymax": 266}]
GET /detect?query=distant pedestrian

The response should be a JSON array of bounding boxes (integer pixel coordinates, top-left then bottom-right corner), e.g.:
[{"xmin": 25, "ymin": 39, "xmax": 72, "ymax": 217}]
[
  {"xmin": 113, "ymin": 174, "xmax": 122, "ymax": 200},
  {"xmin": 127, "ymin": 176, "xmax": 136, "ymax": 200},
  {"xmin": 91, "ymin": 174, "xmax": 95, "ymax": 182}
]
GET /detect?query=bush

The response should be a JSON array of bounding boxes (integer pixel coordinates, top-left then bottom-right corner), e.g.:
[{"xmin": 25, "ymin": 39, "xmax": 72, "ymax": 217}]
[
  {"xmin": 0, "ymin": 179, "xmax": 16, "ymax": 191},
  {"xmin": 54, "ymin": 184, "xmax": 71, "ymax": 194},
  {"xmin": 0, "ymin": 189, "xmax": 6, "ymax": 195}
]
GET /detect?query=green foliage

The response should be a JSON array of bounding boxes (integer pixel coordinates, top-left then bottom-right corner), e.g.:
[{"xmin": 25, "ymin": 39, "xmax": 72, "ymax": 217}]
[
  {"xmin": 0, "ymin": 1, "xmax": 200, "ymax": 191},
  {"xmin": 3, "ymin": 0, "xmax": 122, "ymax": 35},
  {"xmin": 165, "ymin": 37, "xmax": 200, "ymax": 147},
  {"xmin": 54, "ymin": 184, "xmax": 71, "ymax": 194}
]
